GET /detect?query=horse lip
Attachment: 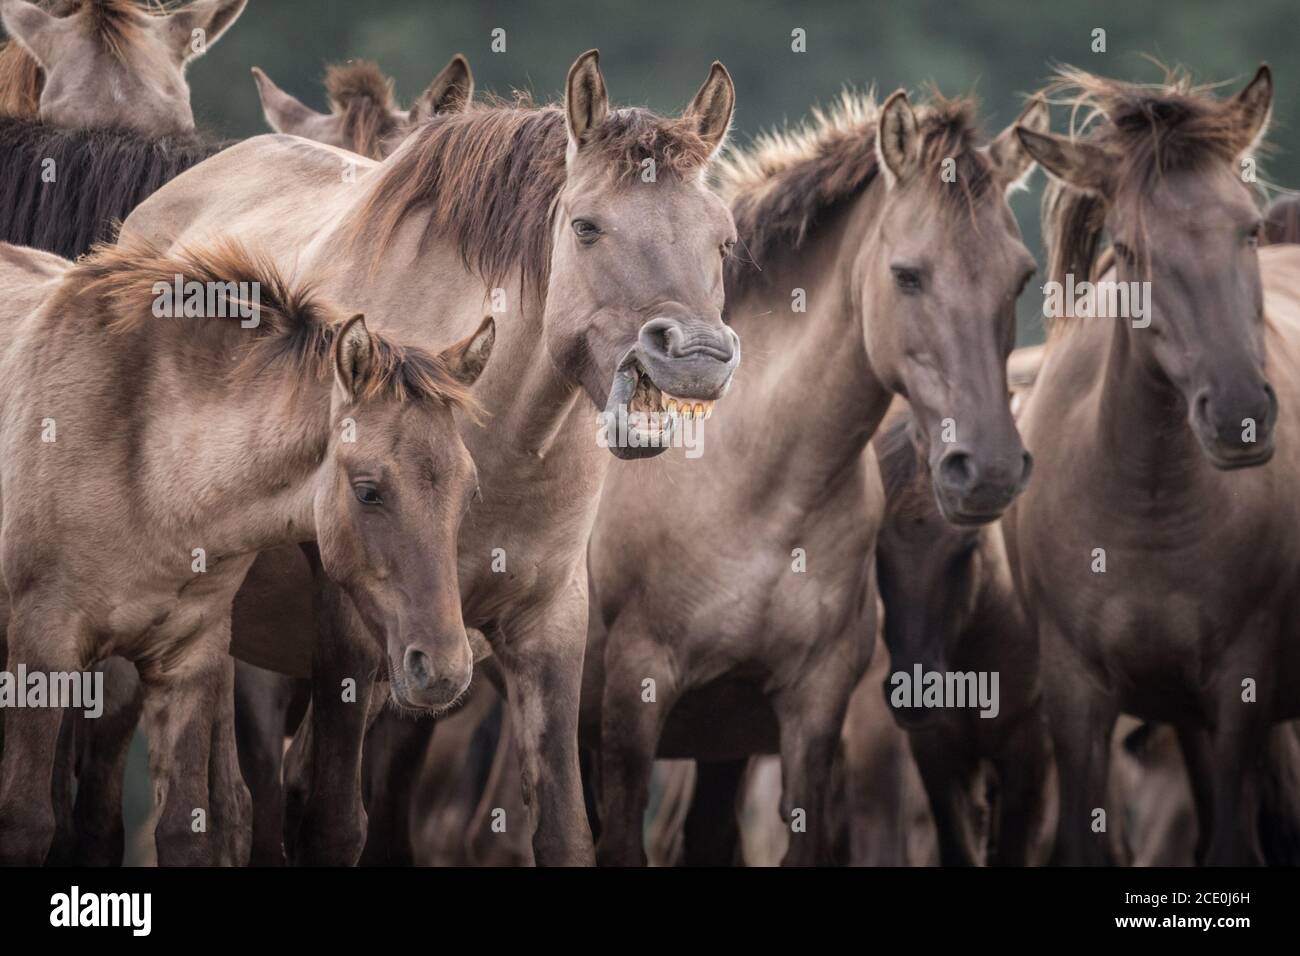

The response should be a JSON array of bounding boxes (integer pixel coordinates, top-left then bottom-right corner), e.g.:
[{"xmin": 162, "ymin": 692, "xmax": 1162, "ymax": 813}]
[{"xmin": 1203, "ymin": 443, "xmax": 1275, "ymax": 470}]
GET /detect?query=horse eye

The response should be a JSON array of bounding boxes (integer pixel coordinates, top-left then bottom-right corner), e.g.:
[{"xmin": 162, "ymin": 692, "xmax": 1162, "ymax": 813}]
[
  {"xmin": 353, "ymin": 484, "xmax": 382, "ymax": 506},
  {"xmin": 1246, "ymin": 222, "xmax": 1263, "ymax": 248},
  {"xmin": 1112, "ymin": 241, "xmax": 1135, "ymax": 263},
  {"xmin": 721, "ymin": 238, "xmax": 736, "ymax": 258},
  {"xmin": 572, "ymin": 219, "xmax": 601, "ymax": 243},
  {"xmin": 891, "ymin": 266, "xmax": 923, "ymax": 293}
]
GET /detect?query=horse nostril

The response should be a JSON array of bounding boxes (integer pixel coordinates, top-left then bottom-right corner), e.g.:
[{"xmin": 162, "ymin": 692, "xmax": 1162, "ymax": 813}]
[
  {"xmin": 938, "ymin": 450, "xmax": 976, "ymax": 494},
  {"xmin": 402, "ymin": 646, "xmax": 433, "ymax": 690},
  {"xmin": 1195, "ymin": 390, "xmax": 1212, "ymax": 427},
  {"xmin": 1019, "ymin": 451, "xmax": 1034, "ymax": 487}
]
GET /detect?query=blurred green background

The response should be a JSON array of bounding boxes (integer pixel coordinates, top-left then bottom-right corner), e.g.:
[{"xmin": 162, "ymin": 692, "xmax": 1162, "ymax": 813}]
[{"xmin": 184, "ymin": 0, "xmax": 1300, "ymax": 346}]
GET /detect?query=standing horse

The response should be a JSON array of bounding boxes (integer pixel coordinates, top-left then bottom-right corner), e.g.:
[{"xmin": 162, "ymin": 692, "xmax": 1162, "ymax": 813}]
[
  {"xmin": 582, "ymin": 89, "xmax": 1045, "ymax": 865},
  {"xmin": 0, "ymin": 235, "xmax": 492, "ymax": 865},
  {"xmin": 252, "ymin": 55, "xmax": 473, "ymax": 159},
  {"xmin": 873, "ymin": 411, "xmax": 1052, "ymax": 865},
  {"xmin": 1005, "ymin": 64, "xmax": 1300, "ymax": 865},
  {"xmin": 118, "ymin": 50, "xmax": 741, "ymax": 865}
]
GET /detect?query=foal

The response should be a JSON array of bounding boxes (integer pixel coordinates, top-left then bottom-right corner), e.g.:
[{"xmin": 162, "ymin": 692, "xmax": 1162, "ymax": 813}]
[{"xmin": 0, "ymin": 237, "xmax": 491, "ymax": 864}]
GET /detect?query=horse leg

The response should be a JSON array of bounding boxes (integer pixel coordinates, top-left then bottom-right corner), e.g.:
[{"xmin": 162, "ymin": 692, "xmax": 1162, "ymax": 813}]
[
  {"xmin": 592, "ymin": 620, "xmax": 677, "ymax": 867},
  {"xmin": 907, "ymin": 726, "xmax": 985, "ymax": 865},
  {"xmin": 233, "ymin": 661, "xmax": 296, "ymax": 866},
  {"xmin": 772, "ymin": 651, "xmax": 863, "ymax": 867},
  {"xmin": 45, "ymin": 708, "xmax": 80, "ymax": 864},
  {"xmin": 466, "ymin": 707, "xmax": 535, "ymax": 865},
  {"xmin": 989, "ymin": 708, "xmax": 1053, "ymax": 866},
  {"xmin": 1041, "ymin": 626, "xmax": 1116, "ymax": 866},
  {"xmin": 1203, "ymin": 673, "xmax": 1269, "ymax": 866},
  {"xmin": 360, "ymin": 710, "xmax": 435, "ymax": 865},
  {"xmin": 208, "ymin": 655, "xmax": 252, "ymax": 866},
  {"xmin": 139, "ymin": 640, "xmax": 226, "ymax": 866},
  {"xmin": 1175, "ymin": 722, "xmax": 1214, "ymax": 864},
  {"xmin": 682, "ymin": 759, "xmax": 746, "ymax": 866},
  {"xmin": 69, "ymin": 658, "xmax": 144, "ymax": 866},
  {"xmin": 283, "ymin": 546, "xmax": 377, "ymax": 866},
  {"xmin": 0, "ymin": 608, "xmax": 86, "ymax": 865}
]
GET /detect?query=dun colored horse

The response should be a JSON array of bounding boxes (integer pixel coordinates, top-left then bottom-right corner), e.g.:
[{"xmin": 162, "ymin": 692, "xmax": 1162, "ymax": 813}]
[
  {"xmin": 118, "ymin": 50, "xmax": 741, "ymax": 865},
  {"xmin": 0, "ymin": 235, "xmax": 492, "ymax": 865},
  {"xmin": 253, "ymin": 55, "xmax": 473, "ymax": 159},
  {"xmin": 582, "ymin": 89, "xmax": 1045, "ymax": 865},
  {"xmin": 1007, "ymin": 64, "xmax": 1300, "ymax": 864}
]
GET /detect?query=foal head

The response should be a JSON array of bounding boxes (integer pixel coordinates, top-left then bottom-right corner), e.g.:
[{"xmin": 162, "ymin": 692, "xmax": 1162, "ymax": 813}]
[
  {"xmin": 1021, "ymin": 65, "xmax": 1276, "ymax": 468},
  {"xmin": 252, "ymin": 54, "xmax": 473, "ymax": 159},
  {"xmin": 0, "ymin": 0, "xmax": 245, "ymax": 135},
  {"xmin": 860, "ymin": 93, "xmax": 1042, "ymax": 524}
]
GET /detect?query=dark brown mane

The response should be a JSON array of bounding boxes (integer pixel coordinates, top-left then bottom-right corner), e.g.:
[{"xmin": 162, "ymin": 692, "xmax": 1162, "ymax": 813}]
[
  {"xmin": 75, "ymin": 235, "xmax": 477, "ymax": 410},
  {"xmin": 1041, "ymin": 64, "xmax": 1268, "ymax": 333},
  {"xmin": 351, "ymin": 93, "xmax": 713, "ymax": 295},
  {"xmin": 325, "ymin": 59, "xmax": 400, "ymax": 161},
  {"xmin": 717, "ymin": 91, "xmax": 994, "ymax": 294},
  {"xmin": 875, "ymin": 410, "xmax": 933, "ymax": 521}
]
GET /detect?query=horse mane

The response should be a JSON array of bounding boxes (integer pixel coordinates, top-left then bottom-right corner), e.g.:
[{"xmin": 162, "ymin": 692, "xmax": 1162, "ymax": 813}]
[
  {"xmin": 324, "ymin": 59, "xmax": 401, "ymax": 160},
  {"xmin": 1041, "ymin": 63, "xmax": 1268, "ymax": 336},
  {"xmin": 351, "ymin": 92, "xmax": 713, "ymax": 296},
  {"xmin": 0, "ymin": 115, "xmax": 228, "ymax": 257},
  {"xmin": 75, "ymin": 235, "xmax": 478, "ymax": 411},
  {"xmin": 79, "ymin": 0, "xmax": 152, "ymax": 62},
  {"xmin": 874, "ymin": 410, "xmax": 933, "ymax": 521},
  {"xmin": 1264, "ymin": 195, "xmax": 1300, "ymax": 245},
  {"xmin": 715, "ymin": 90, "xmax": 995, "ymax": 295},
  {"xmin": 0, "ymin": 36, "xmax": 43, "ymax": 116}
]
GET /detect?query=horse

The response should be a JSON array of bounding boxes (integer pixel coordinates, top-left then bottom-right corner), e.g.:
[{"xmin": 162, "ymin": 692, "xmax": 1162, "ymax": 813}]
[
  {"xmin": 581, "ymin": 88, "xmax": 1046, "ymax": 865},
  {"xmin": 116, "ymin": 49, "xmax": 741, "ymax": 865},
  {"xmin": 872, "ymin": 410, "xmax": 1052, "ymax": 865},
  {"xmin": 1005, "ymin": 63, "xmax": 1300, "ymax": 865},
  {"xmin": 252, "ymin": 54, "xmax": 473, "ymax": 159},
  {"xmin": 0, "ymin": 0, "xmax": 246, "ymax": 134},
  {"xmin": 0, "ymin": 234, "xmax": 493, "ymax": 865},
  {"xmin": 1264, "ymin": 194, "xmax": 1300, "ymax": 245}
]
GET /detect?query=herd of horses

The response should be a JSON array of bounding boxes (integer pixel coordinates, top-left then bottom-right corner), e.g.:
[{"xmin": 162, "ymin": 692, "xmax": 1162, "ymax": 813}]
[{"xmin": 0, "ymin": 0, "xmax": 1299, "ymax": 868}]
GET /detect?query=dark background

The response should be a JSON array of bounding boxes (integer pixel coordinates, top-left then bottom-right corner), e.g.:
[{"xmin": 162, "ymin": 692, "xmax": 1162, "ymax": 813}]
[{"xmin": 182, "ymin": 0, "xmax": 1300, "ymax": 346}]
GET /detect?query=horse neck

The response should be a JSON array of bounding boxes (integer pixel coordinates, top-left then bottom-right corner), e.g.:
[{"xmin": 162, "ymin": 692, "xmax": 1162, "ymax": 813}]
[
  {"xmin": 723, "ymin": 186, "xmax": 893, "ymax": 483},
  {"xmin": 135, "ymin": 333, "xmax": 330, "ymax": 551}
]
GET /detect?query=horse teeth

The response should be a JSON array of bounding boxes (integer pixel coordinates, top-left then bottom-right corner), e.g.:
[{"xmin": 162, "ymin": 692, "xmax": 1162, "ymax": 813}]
[
  {"xmin": 665, "ymin": 398, "xmax": 679, "ymax": 414},
  {"xmin": 694, "ymin": 403, "xmax": 705, "ymax": 418}
]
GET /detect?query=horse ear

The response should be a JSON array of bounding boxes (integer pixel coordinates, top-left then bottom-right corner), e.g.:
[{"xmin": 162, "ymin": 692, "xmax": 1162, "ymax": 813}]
[
  {"xmin": 0, "ymin": 0, "xmax": 67, "ymax": 69},
  {"xmin": 565, "ymin": 49, "xmax": 609, "ymax": 154},
  {"xmin": 683, "ymin": 61, "xmax": 735, "ymax": 159},
  {"xmin": 334, "ymin": 314, "xmax": 373, "ymax": 402},
  {"xmin": 1014, "ymin": 126, "xmax": 1113, "ymax": 198},
  {"xmin": 440, "ymin": 316, "xmax": 495, "ymax": 387},
  {"xmin": 876, "ymin": 90, "xmax": 920, "ymax": 186},
  {"xmin": 251, "ymin": 67, "xmax": 326, "ymax": 135},
  {"xmin": 409, "ymin": 54, "xmax": 473, "ymax": 125},
  {"xmin": 1230, "ymin": 64, "xmax": 1272, "ymax": 157},
  {"xmin": 984, "ymin": 95, "xmax": 1050, "ymax": 194},
  {"xmin": 162, "ymin": 0, "xmax": 248, "ymax": 63}
]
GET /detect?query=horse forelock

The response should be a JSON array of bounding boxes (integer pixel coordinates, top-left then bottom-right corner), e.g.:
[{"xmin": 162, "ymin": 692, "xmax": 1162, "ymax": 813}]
[
  {"xmin": 718, "ymin": 89, "xmax": 996, "ymax": 297},
  {"xmin": 73, "ymin": 235, "xmax": 478, "ymax": 413},
  {"xmin": 350, "ymin": 93, "xmax": 714, "ymax": 296},
  {"xmin": 324, "ymin": 60, "xmax": 401, "ymax": 160}
]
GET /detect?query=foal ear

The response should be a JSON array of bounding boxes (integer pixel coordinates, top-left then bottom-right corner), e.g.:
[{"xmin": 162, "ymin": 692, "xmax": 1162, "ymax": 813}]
[
  {"xmin": 0, "ymin": 0, "xmax": 68, "ymax": 69},
  {"xmin": 439, "ymin": 316, "xmax": 495, "ymax": 387},
  {"xmin": 683, "ymin": 61, "xmax": 735, "ymax": 159},
  {"xmin": 251, "ymin": 67, "xmax": 326, "ymax": 135},
  {"xmin": 333, "ymin": 313, "xmax": 374, "ymax": 402},
  {"xmin": 565, "ymin": 49, "xmax": 609, "ymax": 154},
  {"xmin": 984, "ymin": 95, "xmax": 1050, "ymax": 194},
  {"xmin": 1014, "ymin": 127, "xmax": 1113, "ymax": 199},
  {"xmin": 409, "ymin": 54, "xmax": 473, "ymax": 125},
  {"xmin": 162, "ymin": 0, "xmax": 248, "ymax": 64},
  {"xmin": 1229, "ymin": 64, "xmax": 1273, "ymax": 158},
  {"xmin": 876, "ymin": 90, "xmax": 920, "ymax": 187}
]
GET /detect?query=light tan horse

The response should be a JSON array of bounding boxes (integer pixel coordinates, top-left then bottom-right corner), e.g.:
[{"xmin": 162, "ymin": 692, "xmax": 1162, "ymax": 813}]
[
  {"xmin": 252, "ymin": 55, "xmax": 473, "ymax": 160},
  {"xmin": 582, "ymin": 89, "xmax": 1045, "ymax": 865},
  {"xmin": 1006, "ymin": 64, "xmax": 1300, "ymax": 864},
  {"xmin": 0, "ymin": 236, "xmax": 492, "ymax": 865},
  {"xmin": 117, "ymin": 50, "xmax": 740, "ymax": 865},
  {"xmin": 0, "ymin": 0, "xmax": 246, "ymax": 135}
]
